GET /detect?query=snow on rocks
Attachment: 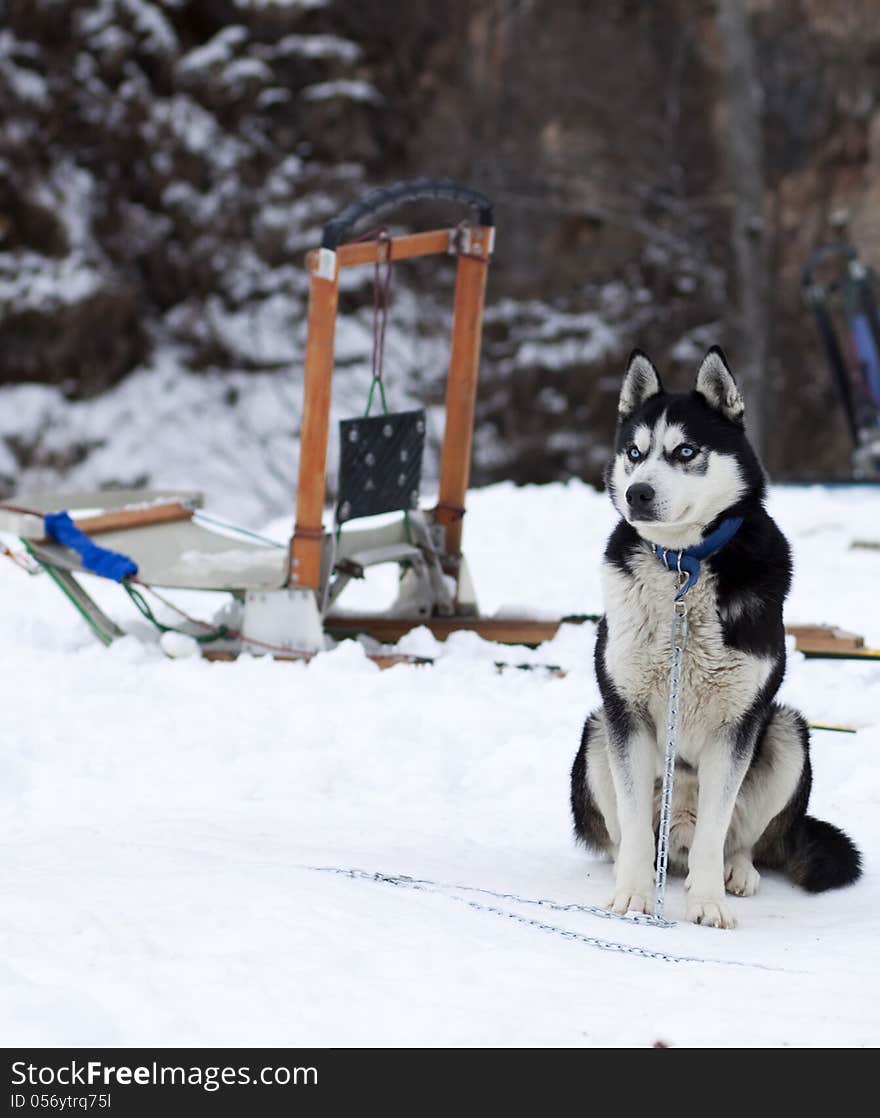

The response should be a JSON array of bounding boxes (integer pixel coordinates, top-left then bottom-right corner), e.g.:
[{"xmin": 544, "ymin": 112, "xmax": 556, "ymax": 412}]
[{"xmin": 302, "ymin": 79, "xmax": 383, "ymax": 105}]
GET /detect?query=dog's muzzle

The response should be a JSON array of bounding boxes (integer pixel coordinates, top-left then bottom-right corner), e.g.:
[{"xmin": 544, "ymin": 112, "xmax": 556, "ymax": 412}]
[{"xmin": 626, "ymin": 482, "xmax": 657, "ymax": 520}]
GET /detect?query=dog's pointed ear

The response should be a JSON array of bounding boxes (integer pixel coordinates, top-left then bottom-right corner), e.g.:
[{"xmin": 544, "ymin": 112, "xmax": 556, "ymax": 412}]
[
  {"xmin": 618, "ymin": 350, "xmax": 663, "ymax": 419},
  {"xmin": 695, "ymin": 346, "xmax": 745, "ymax": 425}
]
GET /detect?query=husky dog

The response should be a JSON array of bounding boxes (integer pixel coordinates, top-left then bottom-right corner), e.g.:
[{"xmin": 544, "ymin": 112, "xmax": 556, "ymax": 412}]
[{"xmin": 570, "ymin": 347, "xmax": 861, "ymax": 928}]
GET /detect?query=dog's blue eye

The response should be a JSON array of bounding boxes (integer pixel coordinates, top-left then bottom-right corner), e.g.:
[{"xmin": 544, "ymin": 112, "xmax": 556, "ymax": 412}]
[
  {"xmin": 675, "ymin": 444, "xmax": 697, "ymax": 461},
  {"xmin": 626, "ymin": 445, "xmax": 641, "ymax": 462}
]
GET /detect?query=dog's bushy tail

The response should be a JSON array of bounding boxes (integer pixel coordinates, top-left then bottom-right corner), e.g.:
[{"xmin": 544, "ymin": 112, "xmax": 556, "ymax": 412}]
[{"xmin": 784, "ymin": 816, "xmax": 862, "ymax": 893}]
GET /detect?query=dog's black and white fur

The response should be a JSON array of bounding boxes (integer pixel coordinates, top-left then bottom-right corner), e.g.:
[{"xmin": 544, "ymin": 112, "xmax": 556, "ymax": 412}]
[{"xmin": 570, "ymin": 348, "xmax": 862, "ymax": 928}]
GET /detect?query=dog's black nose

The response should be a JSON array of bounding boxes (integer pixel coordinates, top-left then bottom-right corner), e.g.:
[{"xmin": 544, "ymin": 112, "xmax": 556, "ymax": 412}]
[{"xmin": 625, "ymin": 482, "xmax": 655, "ymax": 508}]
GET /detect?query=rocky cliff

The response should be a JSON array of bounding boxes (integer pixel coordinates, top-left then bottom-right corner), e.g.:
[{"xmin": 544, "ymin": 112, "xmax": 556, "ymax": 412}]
[{"xmin": 1, "ymin": 0, "xmax": 878, "ymax": 514}]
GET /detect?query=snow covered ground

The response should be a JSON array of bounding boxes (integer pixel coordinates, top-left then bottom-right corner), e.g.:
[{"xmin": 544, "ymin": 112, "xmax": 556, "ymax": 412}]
[{"xmin": 1, "ymin": 480, "xmax": 879, "ymax": 1047}]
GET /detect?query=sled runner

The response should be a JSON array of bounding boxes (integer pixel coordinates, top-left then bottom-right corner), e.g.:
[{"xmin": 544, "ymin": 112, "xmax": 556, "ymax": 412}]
[
  {"xmin": 803, "ymin": 242, "xmax": 880, "ymax": 479},
  {"xmin": 0, "ymin": 178, "xmax": 565, "ymax": 662}
]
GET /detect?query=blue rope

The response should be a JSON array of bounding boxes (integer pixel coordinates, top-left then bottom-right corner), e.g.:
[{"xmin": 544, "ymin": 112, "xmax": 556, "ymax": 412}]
[{"xmin": 43, "ymin": 511, "xmax": 138, "ymax": 582}]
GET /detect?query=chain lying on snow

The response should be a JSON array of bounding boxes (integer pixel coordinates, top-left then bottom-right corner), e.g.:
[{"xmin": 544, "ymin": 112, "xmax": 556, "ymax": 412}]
[{"xmin": 303, "ymin": 866, "xmax": 797, "ymax": 972}]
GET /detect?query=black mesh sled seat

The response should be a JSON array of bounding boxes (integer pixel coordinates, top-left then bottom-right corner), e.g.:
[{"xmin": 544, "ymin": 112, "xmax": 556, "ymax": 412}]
[{"xmin": 336, "ymin": 409, "xmax": 426, "ymax": 525}]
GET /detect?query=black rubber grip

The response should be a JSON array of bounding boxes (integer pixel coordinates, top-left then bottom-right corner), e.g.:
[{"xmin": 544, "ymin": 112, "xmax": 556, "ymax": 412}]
[
  {"xmin": 321, "ymin": 177, "xmax": 494, "ymax": 250},
  {"xmin": 802, "ymin": 242, "xmax": 857, "ymax": 289}
]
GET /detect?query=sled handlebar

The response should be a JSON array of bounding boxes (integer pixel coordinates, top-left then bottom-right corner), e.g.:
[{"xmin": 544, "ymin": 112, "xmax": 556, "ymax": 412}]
[
  {"xmin": 802, "ymin": 242, "xmax": 858, "ymax": 290},
  {"xmin": 321, "ymin": 178, "xmax": 494, "ymax": 250}
]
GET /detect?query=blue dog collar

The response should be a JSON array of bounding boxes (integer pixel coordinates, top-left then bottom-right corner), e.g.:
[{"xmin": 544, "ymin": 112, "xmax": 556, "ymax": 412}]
[{"xmin": 653, "ymin": 516, "xmax": 743, "ymax": 600}]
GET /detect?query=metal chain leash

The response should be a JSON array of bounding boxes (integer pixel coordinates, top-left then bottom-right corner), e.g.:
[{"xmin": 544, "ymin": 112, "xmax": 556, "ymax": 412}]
[
  {"xmin": 293, "ymin": 560, "xmax": 792, "ymax": 969},
  {"xmin": 303, "ymin": 866, "xmax": 796, "ymax": 972},
  {"xmin": 310, "ymin": 866, "xmax": 664, "ymax": 926},
  {"xmin": 654, "ymin": 590, "xmax": 689, "ymax": 921}
]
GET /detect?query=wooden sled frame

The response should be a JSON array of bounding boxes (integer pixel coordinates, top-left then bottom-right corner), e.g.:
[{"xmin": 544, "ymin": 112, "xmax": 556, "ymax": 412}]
[
  {"xmin": 290, "ymin": 178, "xmax": 494, "ymax": 605},
  {"xmin": 0, "ymin": 179, "xmax": 551, "ymax": 661}
]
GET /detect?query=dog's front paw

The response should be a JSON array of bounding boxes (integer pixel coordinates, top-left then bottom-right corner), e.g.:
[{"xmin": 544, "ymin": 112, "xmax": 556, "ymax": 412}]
[
  {"xmin": 607, "ymin": 888, "xmax": 654, "ymax": 916},
  {"xmin": 686, "ymin": 897, "xmax": 737, "ymax": 929},
  {"xmin": 725, "ymin": 854, "xmax": 760, "ymax": 897}
]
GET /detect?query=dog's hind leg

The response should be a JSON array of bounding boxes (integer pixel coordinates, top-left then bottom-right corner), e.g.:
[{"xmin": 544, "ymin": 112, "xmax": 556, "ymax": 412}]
[
  {"xmin": 744, "ymin": 703, "xmax": 861, "ymax": 895},
  {"xmin": 723, "ymin": 851, "xmax": 762, "ymax": 898},
  {"xmin": 570, "ymin": 710, "xmax": 618, "ymax": 855},
  {"xmin": 724, "ymin": 705, "xmax": 807, "ymax": 897}
]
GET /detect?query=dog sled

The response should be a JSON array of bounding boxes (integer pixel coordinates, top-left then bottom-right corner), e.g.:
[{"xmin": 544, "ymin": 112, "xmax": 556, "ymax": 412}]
[
  {"xmin": 0, "ymin": 178, "xmax": 581, "ymax": 666},
  {"xmin": 1, "ymin": 180, "xmax": 877, "ymax": 666}
]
